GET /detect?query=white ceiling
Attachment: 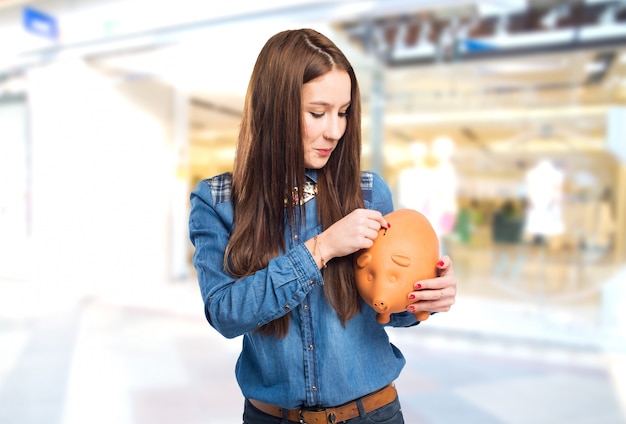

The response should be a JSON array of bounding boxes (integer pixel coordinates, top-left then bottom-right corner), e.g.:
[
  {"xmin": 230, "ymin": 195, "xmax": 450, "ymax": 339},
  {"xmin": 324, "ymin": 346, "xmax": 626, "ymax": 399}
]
[{"xmin": 10, "ymin": 0, "xmax": 622, "ymax": 174}]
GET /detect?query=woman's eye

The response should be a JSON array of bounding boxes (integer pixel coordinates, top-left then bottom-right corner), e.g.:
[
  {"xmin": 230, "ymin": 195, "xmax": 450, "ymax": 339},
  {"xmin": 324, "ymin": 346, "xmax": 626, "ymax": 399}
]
[
  {"xmin": 339, "ymin": 111, "xmax": 348, "ymax": 118},
  {"xmin": 310, "ymin": 112, "xmax": 324, "ymax": 118}
]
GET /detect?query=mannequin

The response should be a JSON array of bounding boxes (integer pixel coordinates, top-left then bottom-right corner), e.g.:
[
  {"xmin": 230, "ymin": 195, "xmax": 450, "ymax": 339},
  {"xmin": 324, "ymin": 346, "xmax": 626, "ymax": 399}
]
[
  {"xmin": 523, "ymin": 159, "xmax": 565, "ymax": 244},
  {"xmin": 396, "ymin": 137, "xmax": 458, "ymax": 249},
  {"xmin": 396, "ymin": 141, "xmax": 431, "ymax": 214}
]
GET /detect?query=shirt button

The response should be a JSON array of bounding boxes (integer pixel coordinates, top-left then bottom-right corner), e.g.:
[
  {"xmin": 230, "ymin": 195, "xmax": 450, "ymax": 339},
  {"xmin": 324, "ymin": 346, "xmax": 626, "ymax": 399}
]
[
  {"xmin": 294, "ymin": 234, "xmax": 299, "ymax": 240},
  {"xmin": 283, "ymin": 305, "xmax": 290, "ymax": 311},
  {"xmin": 311, "ymin": 386, "xmax": 317, "ymax": 392},
  {"xmin": 303, "ymin": 305, "xmax": 309, "ymax": 311},
  {"xmin": 308, "ymin": 344, "xmax": 314, "ymax": 351},
  {"xmin": 309, "ymin": 280, "xmax": 314, "ymax": 286}
]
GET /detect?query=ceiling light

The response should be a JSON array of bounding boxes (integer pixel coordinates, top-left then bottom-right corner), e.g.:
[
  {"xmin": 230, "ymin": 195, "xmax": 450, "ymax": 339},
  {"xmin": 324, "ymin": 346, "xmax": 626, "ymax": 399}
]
[
  {"xmin": 329, "ymin": 1, "xmax": 376, "ymax": 19},
  {"xmin": 585, "ymin": 61, "xmax": 607, "ymax": 74},
  {"xmin": 477, "ymin": 1, "xmax": 526, "ymax": 17},
  {"xmin": 540, "ymin": 4, "xmax": 571, "ymax": 29},
  {"xmin": 479, "ymin": 61, "xmax": 566, "ymax": 74}
]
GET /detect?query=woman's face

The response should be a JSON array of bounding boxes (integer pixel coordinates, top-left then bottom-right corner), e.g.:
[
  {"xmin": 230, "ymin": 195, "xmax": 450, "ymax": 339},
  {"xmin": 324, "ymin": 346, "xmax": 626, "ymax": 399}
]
[{"xmin": 301, "ymin": 69, "xmax": 351, "ymax": 169}]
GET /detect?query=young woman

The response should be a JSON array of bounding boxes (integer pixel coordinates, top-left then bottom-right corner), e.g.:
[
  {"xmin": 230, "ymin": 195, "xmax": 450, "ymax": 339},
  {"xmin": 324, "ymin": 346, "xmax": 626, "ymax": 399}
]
[{"xmin": 189, "ymin": 28, "xmax": 457, "ymax": 424}]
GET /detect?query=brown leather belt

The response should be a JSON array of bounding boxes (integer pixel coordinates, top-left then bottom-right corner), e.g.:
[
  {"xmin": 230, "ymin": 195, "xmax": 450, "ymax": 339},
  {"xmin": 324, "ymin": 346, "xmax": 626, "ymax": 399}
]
[{"xmin": 249, "ymin": 384, "xmax": 397, "ymax": 423}]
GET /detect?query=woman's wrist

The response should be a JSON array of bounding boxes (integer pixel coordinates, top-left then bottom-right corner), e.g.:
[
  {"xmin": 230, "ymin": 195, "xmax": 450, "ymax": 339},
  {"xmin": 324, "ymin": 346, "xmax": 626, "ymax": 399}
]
[
  {"xmin": 306, "ymin": 233, "xmax": 330, "ymax": 269},
  {"xmin": 312, "ymin": 235, "xmax": 328, "ymax": 268}
]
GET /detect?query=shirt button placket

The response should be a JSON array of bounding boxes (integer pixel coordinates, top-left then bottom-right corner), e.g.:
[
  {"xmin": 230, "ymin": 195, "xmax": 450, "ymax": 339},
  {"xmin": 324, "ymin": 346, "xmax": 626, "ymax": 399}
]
[{"xmin": 301, "ymin": 295, "xmax": 318, "ymax": 405}]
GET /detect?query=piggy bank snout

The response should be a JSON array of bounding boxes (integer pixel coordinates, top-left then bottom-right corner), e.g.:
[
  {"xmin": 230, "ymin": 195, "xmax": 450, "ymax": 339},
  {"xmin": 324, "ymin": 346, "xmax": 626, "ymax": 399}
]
[
  {"xmin": 368, "ymin": 274, "xmax": 408, "ymax": 313},
  {"xmin": 372, "ymin": 298, "xmax": 390, "ymax": 313}
]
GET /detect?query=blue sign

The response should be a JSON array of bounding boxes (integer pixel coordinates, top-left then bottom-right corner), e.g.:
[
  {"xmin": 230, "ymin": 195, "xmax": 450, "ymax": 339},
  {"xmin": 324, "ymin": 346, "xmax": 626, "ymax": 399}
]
[
  {"xmin": 23, "ymin": 6, "xmax": 58, "ymax": 40},
  {"xmin": 463, "ymin": 39, "xmax": 496, "ymax": 52}
]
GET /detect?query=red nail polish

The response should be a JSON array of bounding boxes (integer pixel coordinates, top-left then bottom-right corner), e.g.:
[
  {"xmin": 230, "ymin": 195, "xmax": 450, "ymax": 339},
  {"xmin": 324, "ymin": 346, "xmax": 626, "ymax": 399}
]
[
  {"xmin": 387, "ymin": 222, "xmax": 391, "ymax": 228},
  {"xmin": 437, "ymin": 261, "xmax": 444, "ymax": 267},
  {"xmin": 408, "ymin": 294, "xmax": 415, "ymax": 299},
  {"xmin": 416, "ymin": 284, "xmax": 422, "ymax": 289}
]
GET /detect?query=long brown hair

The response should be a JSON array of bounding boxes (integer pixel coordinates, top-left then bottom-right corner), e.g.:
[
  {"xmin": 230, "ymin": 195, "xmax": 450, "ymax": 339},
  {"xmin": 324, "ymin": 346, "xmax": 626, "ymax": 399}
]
[{"xmin": 226, "ymin": 28, "xmax": 364, "ymax": 337}]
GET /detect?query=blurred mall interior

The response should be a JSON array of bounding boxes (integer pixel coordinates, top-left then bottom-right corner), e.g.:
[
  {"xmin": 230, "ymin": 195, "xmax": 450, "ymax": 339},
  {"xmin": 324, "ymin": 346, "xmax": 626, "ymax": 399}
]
[{"xmin": 1, "ymin": 0, "xmax": 626, "ymax": 423}]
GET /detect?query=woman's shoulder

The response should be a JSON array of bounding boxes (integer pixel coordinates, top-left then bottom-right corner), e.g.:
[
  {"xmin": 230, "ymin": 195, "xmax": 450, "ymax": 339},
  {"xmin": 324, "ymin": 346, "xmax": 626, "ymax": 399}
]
[
  {"xmin": 360, "ymin": 170, "xmax": 392, "ymax": 213},
  {"xmin": 360, "ymin": 170, "xmax": 389, "ymax": 193},
  {"xmin": 192, "ymin": 172, "xmax": 233, "ymax": 205}
]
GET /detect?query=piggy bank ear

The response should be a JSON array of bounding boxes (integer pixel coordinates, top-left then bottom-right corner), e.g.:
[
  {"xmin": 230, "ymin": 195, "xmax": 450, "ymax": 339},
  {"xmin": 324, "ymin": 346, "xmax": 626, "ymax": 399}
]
[
  {"xmin": 355, "ymin": 253, "xmax": 372, "ymax": 269},
  {"xmin": 391, "ymin": 253, "xmax": 411, "ymax": 267}
]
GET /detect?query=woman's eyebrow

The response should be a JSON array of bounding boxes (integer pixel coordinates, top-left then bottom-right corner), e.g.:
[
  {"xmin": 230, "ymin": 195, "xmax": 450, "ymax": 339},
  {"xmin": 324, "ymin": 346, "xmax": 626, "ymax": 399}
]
[{"xmin": 307, "ymin": 100, "xmax": 352, "ymax": 107}]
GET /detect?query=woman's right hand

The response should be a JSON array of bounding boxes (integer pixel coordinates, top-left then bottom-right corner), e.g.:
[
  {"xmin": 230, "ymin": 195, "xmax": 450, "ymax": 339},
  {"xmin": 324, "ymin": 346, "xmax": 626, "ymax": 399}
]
[{"xmin": 318, "ymin": 208, "xmax": 389, "ymax": 260}]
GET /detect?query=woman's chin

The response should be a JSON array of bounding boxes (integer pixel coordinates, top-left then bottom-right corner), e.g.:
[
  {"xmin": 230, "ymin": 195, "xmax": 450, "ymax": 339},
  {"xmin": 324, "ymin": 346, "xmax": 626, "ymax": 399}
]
[{"xmin": 305, "ymin": 158, "xmax": 331, "ymax": 169}]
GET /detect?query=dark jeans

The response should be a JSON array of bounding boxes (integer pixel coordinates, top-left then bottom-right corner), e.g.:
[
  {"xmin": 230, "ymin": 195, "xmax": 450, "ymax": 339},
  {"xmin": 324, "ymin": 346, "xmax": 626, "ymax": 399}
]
[{"xmin": 242, "ymin": 396, "xmax": 404, "ymax": 424}]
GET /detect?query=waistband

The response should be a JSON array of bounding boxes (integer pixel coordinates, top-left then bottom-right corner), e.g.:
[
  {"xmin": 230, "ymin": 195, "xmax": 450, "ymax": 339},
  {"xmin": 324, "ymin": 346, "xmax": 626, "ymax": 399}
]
[{"xmin": 248, "ymin": 383, "xmax": 397, "ymax": 423}]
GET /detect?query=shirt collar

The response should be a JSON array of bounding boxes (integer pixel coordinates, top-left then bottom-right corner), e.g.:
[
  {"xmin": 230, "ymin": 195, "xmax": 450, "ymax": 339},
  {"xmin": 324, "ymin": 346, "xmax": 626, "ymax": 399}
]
[{"xmin": 305, "ymin": 169, "xmax": 318, "ymax": 184}]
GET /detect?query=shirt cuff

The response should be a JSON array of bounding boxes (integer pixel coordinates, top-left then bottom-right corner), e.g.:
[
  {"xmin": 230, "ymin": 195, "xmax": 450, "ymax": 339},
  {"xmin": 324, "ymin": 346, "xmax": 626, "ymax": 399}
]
[{"xmin": 285, "ymin": 243, "xmax": 324, "ymax": 290}]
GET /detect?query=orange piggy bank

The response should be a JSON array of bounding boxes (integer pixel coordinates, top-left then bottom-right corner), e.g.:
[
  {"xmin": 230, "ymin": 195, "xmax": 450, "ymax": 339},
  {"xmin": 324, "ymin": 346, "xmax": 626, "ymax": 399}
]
[{"xmin": 354, "ymin": 209, "xmax": 439, "ymax": 324}]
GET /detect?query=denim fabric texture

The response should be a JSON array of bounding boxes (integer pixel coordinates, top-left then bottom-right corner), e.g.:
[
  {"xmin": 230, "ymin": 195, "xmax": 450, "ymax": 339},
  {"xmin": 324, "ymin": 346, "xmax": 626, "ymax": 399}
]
[
  {"xmin": 242, "ymin": 397, "xmax": 405, "ymax": 423},
  {"xmin": 189, "ymin": 169, "xmax": 420, "ymax": 409}
]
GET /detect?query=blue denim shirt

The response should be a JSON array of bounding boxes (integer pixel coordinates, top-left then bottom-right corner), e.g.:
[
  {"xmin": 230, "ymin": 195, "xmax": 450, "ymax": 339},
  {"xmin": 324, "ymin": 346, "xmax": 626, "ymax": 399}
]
[{"xmin": 189, "ymin": 170, "xmax": 420, "ymax": 409}]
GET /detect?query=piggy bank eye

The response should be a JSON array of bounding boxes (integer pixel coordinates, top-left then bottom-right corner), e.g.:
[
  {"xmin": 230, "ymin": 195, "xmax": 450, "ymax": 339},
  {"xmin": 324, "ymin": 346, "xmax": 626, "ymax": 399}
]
[{"xmin": 391, "ymin": 253, "xmax": 411, "ymax": 267}]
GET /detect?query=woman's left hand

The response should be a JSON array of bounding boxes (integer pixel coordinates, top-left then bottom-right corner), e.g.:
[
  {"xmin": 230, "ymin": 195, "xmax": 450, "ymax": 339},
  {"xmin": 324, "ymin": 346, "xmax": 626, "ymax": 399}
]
[{"xmin": 406, "ymin": 255, "xmax": 456, "ymax": 314}]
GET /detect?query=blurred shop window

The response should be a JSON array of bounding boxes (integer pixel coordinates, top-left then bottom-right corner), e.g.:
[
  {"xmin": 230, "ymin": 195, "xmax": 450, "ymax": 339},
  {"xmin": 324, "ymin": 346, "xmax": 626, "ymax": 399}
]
[
  {"xmin": 452, "ymin": 198, "xmax": 486, "ymax": 245},
  {"xmin": 396, "ymin": 137, "xmax": 459, "ymax": 250},
  {"xmin": 582, "ymin": 187, "xmax": 616, "ymax": 252},
  {"xmin": 0, "ymin": 99, "xmax": 29, "ymax": 279},
  {"xmin": 492, "ymin": 200, "xmax": 525, "ymax": 245},
  {"xmin": 490, "ymin": 199, "xmax": 527, "ymax": 286},
  {"xmin": 566, "ymin": 169, "xmax": 617, "ymax": 257}
]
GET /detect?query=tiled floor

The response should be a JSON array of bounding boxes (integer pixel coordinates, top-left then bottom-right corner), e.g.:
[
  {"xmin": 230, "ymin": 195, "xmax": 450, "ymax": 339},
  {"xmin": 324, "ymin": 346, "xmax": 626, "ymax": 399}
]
[{"xmin": 0, "ymin": 272, "xmax": 625, "ymax": 424}]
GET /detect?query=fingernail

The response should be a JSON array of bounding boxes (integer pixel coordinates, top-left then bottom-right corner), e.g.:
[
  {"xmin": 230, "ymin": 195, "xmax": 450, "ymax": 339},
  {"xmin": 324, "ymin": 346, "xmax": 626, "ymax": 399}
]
[
  {"xmin": 408, "ymin": 294, "xmax": 415, "ymax": 299},
  {"xmin": 387, "ymin": 222, "xmax": 391, "ymax": 228},
  {"xmin": 437, "ymin": 261, "xmax": 444, "ymax": 267},
  {"xmin": 407, "ymin": 305, "xmax": 415, "ymax": 312},
  {"xmin": 416, "ymin": 283, "xmax": 422, "ymax": 289}
]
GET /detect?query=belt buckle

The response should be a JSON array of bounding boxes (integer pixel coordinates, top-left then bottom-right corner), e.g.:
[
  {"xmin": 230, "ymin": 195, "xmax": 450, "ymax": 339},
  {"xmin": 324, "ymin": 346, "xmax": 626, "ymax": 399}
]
[
  {"xmin": 299, "ymin": 407, "xmax": 337, "ymax": 424},
  {"xmin": 298, "ymin": 410, "xmax": 307, "ymax": 424}
]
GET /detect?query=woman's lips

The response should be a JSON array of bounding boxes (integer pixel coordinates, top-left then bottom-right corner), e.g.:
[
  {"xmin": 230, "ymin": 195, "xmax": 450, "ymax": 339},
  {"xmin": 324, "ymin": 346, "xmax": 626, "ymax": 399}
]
[{"xmin": 317, "ymin": 148, "xmax": 332, "ymax": 156}]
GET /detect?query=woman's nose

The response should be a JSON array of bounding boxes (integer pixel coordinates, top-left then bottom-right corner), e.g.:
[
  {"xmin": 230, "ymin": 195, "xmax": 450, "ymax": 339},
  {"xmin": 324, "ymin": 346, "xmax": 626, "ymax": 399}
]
[{"xmin": 325, "ymin": 116, "xmax": 344, "ymax": 140}]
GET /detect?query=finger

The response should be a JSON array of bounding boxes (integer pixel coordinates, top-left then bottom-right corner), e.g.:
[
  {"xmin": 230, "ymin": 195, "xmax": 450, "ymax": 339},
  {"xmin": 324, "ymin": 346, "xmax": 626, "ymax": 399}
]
[
  {"xmin": 377, "ymin": 216, "xmax": 390, "ymax": 230},
  {"xmin": 412, "ymin": 278, "xmax": 441, "ymax": 291},
  {"xmin": 436, "ymin": 288, "xmax": 444, "ymax": 300},
  {"xmin": 408, "ymin": 287, "xmax": 446, "ymax": 302},
  {"xmin": 357, "ymin": 209, "xmax": 386, "ymax": 229},
  {"xmin": 437, "ymin": 255, "xmax": 451, "ymax": 269},
  {"xmin": 358, "ymin": 208, "xmax": 383, "ymax": 220},
  {"xmin": 364, "ymin": 227, "xmax": 380, "ymax": 240},
  {"xmin": 437, "ymin": 257, "xmax": 455, "ymax": 278},
  {"xmin": 365, "ymin": 219, "xmax": 384, "ymax": 232}
]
